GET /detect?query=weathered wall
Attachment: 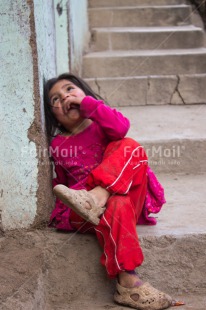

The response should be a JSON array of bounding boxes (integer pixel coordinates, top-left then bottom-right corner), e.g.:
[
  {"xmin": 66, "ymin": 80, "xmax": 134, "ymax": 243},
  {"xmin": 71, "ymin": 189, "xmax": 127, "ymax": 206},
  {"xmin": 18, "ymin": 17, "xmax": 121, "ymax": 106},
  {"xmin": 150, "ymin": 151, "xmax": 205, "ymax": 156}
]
[
  {"xmin": 31, "ymin": 0, "xmax": 57, "ymax": 227},
  {"xmin": 0, "ymin": 0, "xmax": 56, "ymax": 230},
  {"xmin": 68, "ymin": 0, "xmax": 89, "ymax": 75},
  {"xmin": 54, "ymin": 0, "xmax": 70, "ymax": 74},
  {"xmin": 51, "ymin": 0, "xmax": 89, "ymax": 76}
]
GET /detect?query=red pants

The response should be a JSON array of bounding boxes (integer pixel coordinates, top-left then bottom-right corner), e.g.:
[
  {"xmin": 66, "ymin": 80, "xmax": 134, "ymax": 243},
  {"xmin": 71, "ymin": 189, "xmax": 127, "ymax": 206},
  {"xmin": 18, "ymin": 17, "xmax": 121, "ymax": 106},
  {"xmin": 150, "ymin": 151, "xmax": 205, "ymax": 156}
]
[{"xmin": 70, "ymin": 138, "xmax": 148, "ymax": 278}]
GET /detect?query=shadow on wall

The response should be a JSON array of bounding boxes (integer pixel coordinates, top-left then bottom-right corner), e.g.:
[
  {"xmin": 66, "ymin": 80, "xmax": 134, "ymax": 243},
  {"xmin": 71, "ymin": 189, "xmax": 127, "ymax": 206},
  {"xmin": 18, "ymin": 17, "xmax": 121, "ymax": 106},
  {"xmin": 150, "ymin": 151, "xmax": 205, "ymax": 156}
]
[{"xmin": 190, "ymin": 0, "xmax": 206, "ymax": 28}]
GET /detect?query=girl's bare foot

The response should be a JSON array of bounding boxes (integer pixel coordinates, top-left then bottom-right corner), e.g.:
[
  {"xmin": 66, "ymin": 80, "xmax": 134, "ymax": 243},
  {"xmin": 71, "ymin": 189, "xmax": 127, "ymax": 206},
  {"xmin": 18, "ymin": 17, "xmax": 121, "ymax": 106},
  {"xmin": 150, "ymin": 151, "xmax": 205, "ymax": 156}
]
[
  {"xmin": 116, "ymin": 271, "xmax": 184, "ymax": 308},
  {"xmin": 88, "ymin": 186, "xmax": 110, "ymax": 209},
  {"xmin": 118, "ymin": 270, "xmax": 143, "ymax": 288}
]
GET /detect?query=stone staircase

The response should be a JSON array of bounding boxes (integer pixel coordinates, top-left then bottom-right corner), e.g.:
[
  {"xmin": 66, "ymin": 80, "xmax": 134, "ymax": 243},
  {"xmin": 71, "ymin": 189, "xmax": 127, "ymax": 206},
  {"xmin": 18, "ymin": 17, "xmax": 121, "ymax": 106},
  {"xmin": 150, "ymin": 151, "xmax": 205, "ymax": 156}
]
[
  {"xmin": 83, "ymin": 0, "xmax": 206, "ymax": 106},
  {"xmin": 1, "ymin": 1, "xmax": 206, "ymax": 310}
]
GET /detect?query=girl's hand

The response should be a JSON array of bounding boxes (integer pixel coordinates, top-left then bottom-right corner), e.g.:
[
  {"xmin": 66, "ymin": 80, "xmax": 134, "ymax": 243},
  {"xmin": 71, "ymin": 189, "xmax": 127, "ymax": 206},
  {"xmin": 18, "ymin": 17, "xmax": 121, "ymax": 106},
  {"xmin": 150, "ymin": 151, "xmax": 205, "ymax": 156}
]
[{"xmin": 62, "ymin": 94, "xmax": 86, "ymax": 114}]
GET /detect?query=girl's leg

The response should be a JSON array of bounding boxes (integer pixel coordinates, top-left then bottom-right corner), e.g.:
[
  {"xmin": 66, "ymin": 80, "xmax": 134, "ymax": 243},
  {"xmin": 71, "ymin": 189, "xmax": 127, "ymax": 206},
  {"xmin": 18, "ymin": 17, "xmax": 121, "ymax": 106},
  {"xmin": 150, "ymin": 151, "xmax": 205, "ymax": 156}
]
[
  {"xmin": 69, "ymin": 137, "xmax": 147, "ymax": 277},
  {"xmin": 86, "ymin": 138, "xmax": 175, "ymax": 309},
  {"xmin": 86, "ymin": 137, "xmax": 148, "ymax": 202},
  {"xmin": 86, "ymin": 138, "xmax": 148, "ymax": 277},
  {"xmin": 63, "ymin": 138, "xmax": 175, "ymax": 309},
  {"xmin": 94, "ymin": 194, "xmax": 145, "ymax": 278}
]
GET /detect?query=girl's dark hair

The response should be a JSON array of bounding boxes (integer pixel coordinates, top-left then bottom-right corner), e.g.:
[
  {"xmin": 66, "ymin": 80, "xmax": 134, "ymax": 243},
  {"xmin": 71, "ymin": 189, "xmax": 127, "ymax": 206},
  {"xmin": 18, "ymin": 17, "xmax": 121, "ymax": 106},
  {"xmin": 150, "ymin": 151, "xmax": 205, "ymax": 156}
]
[{"xmin": 44, "ymin": 73, "xmax": 104, "ymax": 138}]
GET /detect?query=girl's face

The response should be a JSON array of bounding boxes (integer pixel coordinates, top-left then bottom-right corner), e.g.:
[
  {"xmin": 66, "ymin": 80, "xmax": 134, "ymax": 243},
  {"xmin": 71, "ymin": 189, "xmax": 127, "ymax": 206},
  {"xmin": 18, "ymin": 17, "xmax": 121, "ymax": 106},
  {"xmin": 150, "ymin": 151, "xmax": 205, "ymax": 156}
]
[{"xmin": 49, "ymin": 79, "xmax": 86, "ymax": 132}]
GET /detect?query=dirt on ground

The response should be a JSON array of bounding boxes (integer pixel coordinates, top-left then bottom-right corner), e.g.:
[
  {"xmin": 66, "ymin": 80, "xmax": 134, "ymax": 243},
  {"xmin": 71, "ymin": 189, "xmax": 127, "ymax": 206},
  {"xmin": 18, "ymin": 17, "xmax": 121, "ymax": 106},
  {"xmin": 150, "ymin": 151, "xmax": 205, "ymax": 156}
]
[
  {"xmin": 0, "ymin": 228, "xmax": 113, "ymax": 309},
  {"xmin": 1, "ymin": 228, "xmax": 206, "ymax": 310}
]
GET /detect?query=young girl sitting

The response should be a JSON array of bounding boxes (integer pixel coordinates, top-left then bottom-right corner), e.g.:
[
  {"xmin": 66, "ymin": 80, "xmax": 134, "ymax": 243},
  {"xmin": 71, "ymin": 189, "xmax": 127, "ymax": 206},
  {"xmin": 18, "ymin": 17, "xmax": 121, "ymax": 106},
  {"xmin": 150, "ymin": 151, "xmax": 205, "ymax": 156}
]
[{"xmin": 44, "ymin": 73, "xmax": 182, "ymax": 310}]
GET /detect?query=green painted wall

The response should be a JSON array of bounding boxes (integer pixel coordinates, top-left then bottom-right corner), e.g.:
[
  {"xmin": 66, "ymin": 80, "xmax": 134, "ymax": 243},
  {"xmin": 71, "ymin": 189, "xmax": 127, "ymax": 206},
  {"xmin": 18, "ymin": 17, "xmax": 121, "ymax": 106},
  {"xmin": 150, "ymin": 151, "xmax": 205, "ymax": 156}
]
[
  {"xmin": 54, "ymin": 0, "xmax": 89, "ymax": 75},
  {"xmin": 0, "ymin": 0, "xmax": 89, "ymax": 230},
  {"xmin": 69, "ymin": 0, "xmax": 89, "ymax": 75},
  {"xmin": 54, "ymin": 0, "xmax": 70, "ymax": 74},
  {"xmin": 0, "ymin": 0, "xmax": 56, "ymax": 230}
]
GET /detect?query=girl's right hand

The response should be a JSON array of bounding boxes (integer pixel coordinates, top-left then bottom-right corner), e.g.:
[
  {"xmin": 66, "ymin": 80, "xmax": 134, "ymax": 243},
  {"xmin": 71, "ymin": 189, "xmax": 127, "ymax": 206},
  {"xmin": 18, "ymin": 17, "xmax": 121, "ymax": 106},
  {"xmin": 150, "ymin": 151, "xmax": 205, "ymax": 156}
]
[{"xmin": 62, "ymin": 93, "xmax": 86, "ymax": 114}]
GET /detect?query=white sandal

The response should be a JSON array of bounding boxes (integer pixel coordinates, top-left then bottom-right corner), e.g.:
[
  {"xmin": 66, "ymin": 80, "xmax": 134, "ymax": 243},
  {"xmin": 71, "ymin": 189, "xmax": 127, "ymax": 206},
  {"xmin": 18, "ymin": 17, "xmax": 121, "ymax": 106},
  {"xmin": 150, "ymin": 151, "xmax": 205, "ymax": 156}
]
[
  {"xmin": 53, "ymin": 185, "xmax": 105, "ymax": 225},
  {"xmin": 114, "ymin": 282, "xmax": 173, "ymax": 310}
]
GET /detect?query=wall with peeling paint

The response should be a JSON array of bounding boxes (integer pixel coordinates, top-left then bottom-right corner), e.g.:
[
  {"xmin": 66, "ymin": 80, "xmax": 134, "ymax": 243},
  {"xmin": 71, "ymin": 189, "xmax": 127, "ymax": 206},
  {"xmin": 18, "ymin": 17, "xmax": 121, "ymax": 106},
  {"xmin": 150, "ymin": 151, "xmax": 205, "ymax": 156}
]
[
  {"xmin": 0, "ymin": 0, "xmax": 56, "ymax": 230},
  {"xmin": 68, "ymin": 0, "xmax": 89, "ymax": 75},
  {"xmin": 33, "ymin": 0, "xmax": 56, "ymax": 126},
  {"xmin": 31, "ymin": 0, "xmax": 57, "ymax": 227},
  {"xmin": 54, "ymin": 0, "xmax": 70, "ymax": 74},
  {"xmin": 53, "ymin": 0, "xmax": 89, "ymax": 75}
]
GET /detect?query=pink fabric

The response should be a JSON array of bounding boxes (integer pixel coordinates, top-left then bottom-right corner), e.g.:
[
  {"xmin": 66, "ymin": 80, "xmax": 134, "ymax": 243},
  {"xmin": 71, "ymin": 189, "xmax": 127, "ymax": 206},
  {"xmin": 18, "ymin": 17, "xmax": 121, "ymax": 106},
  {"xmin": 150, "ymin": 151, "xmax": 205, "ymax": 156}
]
[
  {"xmin": 81, "ymin": 96, "xmax": 130, "ymax": 140},
  {"xmin": 138, "ymin": 166, "xmax": 166, "ymax": 225}
]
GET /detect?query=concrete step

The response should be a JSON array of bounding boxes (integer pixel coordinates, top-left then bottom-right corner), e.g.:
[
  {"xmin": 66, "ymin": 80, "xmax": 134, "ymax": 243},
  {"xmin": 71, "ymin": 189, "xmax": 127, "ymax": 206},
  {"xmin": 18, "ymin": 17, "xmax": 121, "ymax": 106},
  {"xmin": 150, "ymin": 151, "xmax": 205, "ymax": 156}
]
[
  {"xmin": 85, "ymin": 74, "xmax": 206, "ymax": 106},
  {"xmin": 118, "ymin": 104, "xmax": 206, "ymax": 174},
  {"xmin": 89, "ymin": 5, "xmax": 191, "ymax": 28},
  {"xmin": 34, "ymin": 173, "xmax": 206, "ymax": 307},
  {"xmin": 48, "ymin": 294, "xmax": 206, "ymax": 310},
  {"xmin": 50, "ymin": 294, "xmax": 206, "ymax": 310},
  {"xmin": 1, "ymin": 228, "xmax": 206, "ymax": 309},
  {"xmin": 138, "ymin": 173, "xmax": 206, "ymax": 236},
  {"xmin": 90, "ymin": 26, "xmax": 204, "ymax": 51},
  {"xmin": 1, "ymin": 171, "xmax": 206, "ymax": 308},
  {"xmin": 89, "ymin": 0, "xmax": 187, "ymax": 8},
  {"xmin": 46, "ymin": 188, "xmax": 206, "ymax": 307},
  {"xmin": 83, "ymin": 48, "xmax": 206, "ymax": 78}
]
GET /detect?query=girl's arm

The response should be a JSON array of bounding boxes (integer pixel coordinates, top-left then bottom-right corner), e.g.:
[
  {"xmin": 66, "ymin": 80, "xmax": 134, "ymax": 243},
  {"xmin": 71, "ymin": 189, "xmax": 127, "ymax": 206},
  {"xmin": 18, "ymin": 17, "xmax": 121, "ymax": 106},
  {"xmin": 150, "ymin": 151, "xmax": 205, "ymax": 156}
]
[{"xmin": 80, "ymin": 96, "xmax": 130, "ymax": 140}]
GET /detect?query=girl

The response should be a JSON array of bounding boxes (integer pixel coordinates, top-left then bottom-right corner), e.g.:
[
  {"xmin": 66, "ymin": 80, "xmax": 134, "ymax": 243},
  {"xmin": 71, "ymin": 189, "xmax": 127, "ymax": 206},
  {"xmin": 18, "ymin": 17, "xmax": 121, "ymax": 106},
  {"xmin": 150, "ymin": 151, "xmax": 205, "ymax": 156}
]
[{"xmin": 44, "ymin": 73, "xmax": 181, "ymax": 310}]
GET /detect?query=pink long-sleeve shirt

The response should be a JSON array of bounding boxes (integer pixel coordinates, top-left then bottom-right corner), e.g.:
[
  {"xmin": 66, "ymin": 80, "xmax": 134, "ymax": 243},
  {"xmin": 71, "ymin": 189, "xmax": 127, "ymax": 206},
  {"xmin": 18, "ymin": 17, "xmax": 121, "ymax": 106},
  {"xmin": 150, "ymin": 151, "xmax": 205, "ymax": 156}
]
[{"xmin": 49, "ymin": 96, "xmax": 130, "ymax": 230}]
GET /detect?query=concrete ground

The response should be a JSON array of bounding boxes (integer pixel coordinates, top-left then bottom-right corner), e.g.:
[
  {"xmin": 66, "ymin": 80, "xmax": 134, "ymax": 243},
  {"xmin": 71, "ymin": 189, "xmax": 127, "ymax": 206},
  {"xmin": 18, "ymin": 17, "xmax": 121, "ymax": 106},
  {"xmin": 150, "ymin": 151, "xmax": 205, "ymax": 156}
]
[
  {"xmin": 0, "ymin": 228, "xmax": 206, "ymax": 310},
  {"xmin": 138, "ymin": 173, "xmax": 206, "ymax": 236},
  {"xmin": 67, "ymin": 294, "xmax": 206, "ymax": 310},
  {"xmin": 1, "ymin": 169, "xmax": 206, "ymax": 309},
  {"xmin": 0, "ymin": 171, "xmax": 206, "ymax": 309},
  {"xmin": 119, "ymin": 105, "xmax": 206, "ymax": 142}
]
